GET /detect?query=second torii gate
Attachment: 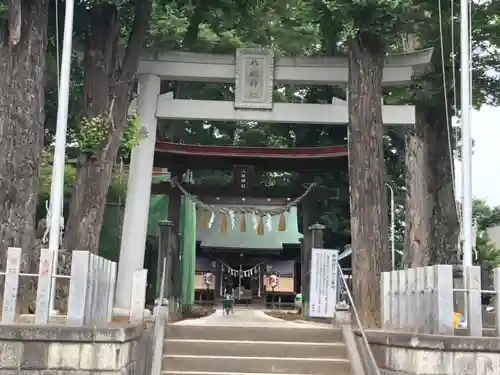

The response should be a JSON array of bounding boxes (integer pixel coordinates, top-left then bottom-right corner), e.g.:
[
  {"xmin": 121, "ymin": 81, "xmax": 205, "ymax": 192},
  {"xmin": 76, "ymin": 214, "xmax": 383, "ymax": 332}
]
[{"xmin": 114, "ymin": 47, "xmax": 432, "ymax": 311}]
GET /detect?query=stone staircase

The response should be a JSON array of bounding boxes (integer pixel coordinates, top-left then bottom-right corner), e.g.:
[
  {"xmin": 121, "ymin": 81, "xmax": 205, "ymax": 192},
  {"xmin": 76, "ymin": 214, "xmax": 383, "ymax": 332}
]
[{"xmin": 163, "ymin": 324, "xmax": 352, "ymax": 375}]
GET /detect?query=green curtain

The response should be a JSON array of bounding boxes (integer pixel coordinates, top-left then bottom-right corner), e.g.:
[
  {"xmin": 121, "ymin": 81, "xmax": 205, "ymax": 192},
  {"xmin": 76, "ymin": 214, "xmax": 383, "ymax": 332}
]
[
  {"xmin": 185, "ymin": 199, "xmax": 196, "ymax": 305},
  {"xmin": 98, "ymin": 172, "xmax": 197, "ymax": 307},
  {"xmin": 180, "ymin": 197, "xmax": 196, "ymax": 306},
  {"xmin": 147, "ymin": 195, "xmax": 169, "ymax": 239}
]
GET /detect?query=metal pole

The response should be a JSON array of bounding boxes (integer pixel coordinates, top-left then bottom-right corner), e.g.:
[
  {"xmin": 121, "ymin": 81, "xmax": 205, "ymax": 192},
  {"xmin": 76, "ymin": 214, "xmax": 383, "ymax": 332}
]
[
  {"xmin": 385, "ymin": 183, "xmax": 395, "ymax": 270},
  {"xmin": 48, "ymin": 0, "xmax": 76, "ymax": 312},
  {"xmin": 238, "ymin": 264, "xmax": 242, "ymax": 300},
  {"xmin": 460, "ymin": 0, "xmax": 473, "ymax": 267}
]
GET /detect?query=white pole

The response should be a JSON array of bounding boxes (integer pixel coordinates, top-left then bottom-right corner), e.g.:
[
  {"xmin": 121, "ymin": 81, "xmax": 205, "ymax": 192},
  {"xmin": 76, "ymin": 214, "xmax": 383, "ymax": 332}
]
[
  {"xmin": 220, "ymin": 264, "xmax": 223, "ymax": 297},
  {"xmin": 460, "ymin": 0, "xmax": 473, "ymax": 267},
  {"xmin": 258, "ymin": 266, "xmax": 261, "ymax": 298},
  {"xmin": 48, "ymin": 0, "xmax": 76, "ymax": 312},
  {"xmin": 238, "ymin": 264, "xmax": 242, "ymax": 300},
  {"xmin": 385, "ymin": 183, "xmax": 396, "ymax": 270}
]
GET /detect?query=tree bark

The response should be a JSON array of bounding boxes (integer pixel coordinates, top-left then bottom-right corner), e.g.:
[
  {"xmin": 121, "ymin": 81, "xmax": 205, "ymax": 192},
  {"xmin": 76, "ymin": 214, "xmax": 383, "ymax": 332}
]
[
  {"xmin": 402, "ymin": 111, "xmax": 432, "ymax": 267},
  {"xmin": 65, "ymin": 0, "xmax": 153, "ymax": 253},
  {"xmin": 403, "ymin": 102, "xmax": 460, "ymax": 266},
  {"xmin": 0, "ymin": 0, "xmax": 49, "ymax": 312},
  {"xmin": 424, "ymin": 107, "xmax": 460, "ymax": 265},
  {"xmin": 347, "ymin": 33, "xmax": 390, "ymax": 328},
  {"xmin": 0, "ymin": 0, "xmax": 48, "ymax": 263}
]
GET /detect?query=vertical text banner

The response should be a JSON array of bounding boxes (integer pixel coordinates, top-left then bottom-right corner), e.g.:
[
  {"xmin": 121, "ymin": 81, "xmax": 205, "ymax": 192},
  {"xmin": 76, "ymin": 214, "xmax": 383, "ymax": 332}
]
[{"xmin": 309, "ymin": 248, "xmax": 339, "ymax": 318}]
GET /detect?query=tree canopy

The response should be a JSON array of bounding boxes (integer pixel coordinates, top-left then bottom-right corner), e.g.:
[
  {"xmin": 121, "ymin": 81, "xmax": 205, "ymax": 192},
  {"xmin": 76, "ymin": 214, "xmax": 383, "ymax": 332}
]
[
  {"xmin": 41, "ymin": 0, "xmax": 500, "ymax": 282},
  {"xmin": 473, "ymin": 200, "xmax": 500, "ymax": 273}
]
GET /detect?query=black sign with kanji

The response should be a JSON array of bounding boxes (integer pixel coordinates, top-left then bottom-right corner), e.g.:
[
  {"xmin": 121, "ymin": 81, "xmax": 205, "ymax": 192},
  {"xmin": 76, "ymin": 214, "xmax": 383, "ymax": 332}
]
[{"xmin": 233, "ymin": 165, "xmax": 254, "ymax": 191}]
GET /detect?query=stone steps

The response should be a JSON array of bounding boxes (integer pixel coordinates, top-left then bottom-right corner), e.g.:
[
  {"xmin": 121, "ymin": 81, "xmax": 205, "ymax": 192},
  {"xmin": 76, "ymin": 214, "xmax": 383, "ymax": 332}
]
[
  {"xmin": 163, "ymin": 372, "xmax": 325, "ymax": 375},
  {"xmin": 163, "ymin": 325, "xmax": 351, "ymax": 375},
  {"xmin": 165, "ymin": 339, "xmax": 346, "ymax": 358},
  {"xmin": 162, "ymin": 355, "xmax": 350, "ymax": 374},
  {"xmin": 166, "ymin": 325, "xmax": 343, "ymax": 342}
]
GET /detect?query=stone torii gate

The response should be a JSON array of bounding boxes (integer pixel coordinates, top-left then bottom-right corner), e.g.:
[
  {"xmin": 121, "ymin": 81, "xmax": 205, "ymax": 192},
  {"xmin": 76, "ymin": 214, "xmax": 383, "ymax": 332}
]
[{"xmin": 114, "ymin": 48, "xmax": 433, "ymax": 311}]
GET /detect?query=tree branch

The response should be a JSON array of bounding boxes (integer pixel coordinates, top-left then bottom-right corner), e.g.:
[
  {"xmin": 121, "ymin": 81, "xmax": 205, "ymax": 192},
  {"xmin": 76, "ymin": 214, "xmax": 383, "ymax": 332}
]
[
  {"xmin": 8, "ymin": 0, "xmax": 21, "ymax": 46},
  {"xmin": 118, "ymin": 0, "xmax": 153, "ymax": 82},
  {"xmin": 181, "ymin": 0, "xmax": 210, "ymax": 51}
]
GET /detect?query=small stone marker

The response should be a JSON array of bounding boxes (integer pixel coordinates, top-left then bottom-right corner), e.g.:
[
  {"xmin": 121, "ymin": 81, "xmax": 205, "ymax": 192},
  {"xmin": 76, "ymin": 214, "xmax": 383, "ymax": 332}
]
[{"xmin": 2, "ymin": 247, "xmax": 21, "ymax": 324}]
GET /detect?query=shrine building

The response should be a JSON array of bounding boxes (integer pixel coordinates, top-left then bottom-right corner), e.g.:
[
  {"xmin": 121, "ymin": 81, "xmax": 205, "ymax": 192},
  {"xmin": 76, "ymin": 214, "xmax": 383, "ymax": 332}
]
[{"xmin": 148, "ymin": 142, "xmax": 347, "ymax": 307}]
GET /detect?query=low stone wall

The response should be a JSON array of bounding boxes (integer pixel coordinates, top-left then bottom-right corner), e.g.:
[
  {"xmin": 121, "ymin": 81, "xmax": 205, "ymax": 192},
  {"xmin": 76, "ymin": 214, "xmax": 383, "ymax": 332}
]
[
  {"xmin": 355, "ymin": 330, "xmax": 500, "ymax": 375},
  {"xmin": 0, "ymin": 323, "xmax": 149, "ymax": 374}
]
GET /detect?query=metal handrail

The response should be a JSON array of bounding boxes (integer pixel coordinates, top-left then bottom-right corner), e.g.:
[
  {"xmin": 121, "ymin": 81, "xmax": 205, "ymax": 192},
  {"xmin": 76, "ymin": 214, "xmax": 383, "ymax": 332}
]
[{"xmin": 338, "ymin": 264, "xmax": 381, "ymax": 375}]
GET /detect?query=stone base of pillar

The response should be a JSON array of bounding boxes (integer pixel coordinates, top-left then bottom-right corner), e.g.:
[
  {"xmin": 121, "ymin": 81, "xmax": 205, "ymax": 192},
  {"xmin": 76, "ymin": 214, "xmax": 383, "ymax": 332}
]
[
  {"xmin": 453, "ymin": 265, "xmax": 465, "ymax": 316},
  {"xmin": 112, "ymin": 307, "xmax": 152, "ymax": 322},
  {"xmin": 334, "ymin": 302, "xmax": 351, "ymax": 325}
]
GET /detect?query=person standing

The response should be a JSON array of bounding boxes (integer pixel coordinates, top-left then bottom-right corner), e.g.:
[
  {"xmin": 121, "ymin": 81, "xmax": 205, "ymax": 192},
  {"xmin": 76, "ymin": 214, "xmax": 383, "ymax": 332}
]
[
  {"xmin": 223, "ymin": 281, "xmax": 234, "ymax": 315},
  {"xmin": 224, "ymin": 281, "xmax": 234, "ymax": 297}
]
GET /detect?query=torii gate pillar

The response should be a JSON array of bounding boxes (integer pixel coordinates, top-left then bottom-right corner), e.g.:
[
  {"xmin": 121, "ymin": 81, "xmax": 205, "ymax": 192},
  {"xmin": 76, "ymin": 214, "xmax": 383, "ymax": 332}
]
[{"xmin": 115, "ymin": 74, "xmax": 161, "ymax": 311}]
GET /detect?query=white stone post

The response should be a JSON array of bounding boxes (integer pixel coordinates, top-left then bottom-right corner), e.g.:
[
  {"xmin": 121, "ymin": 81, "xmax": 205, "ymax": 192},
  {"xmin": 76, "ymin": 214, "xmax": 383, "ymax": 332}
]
[
  {"xmin": 406, "ymin": 268, "xmax": 416, "ymax": 328},
  {"xmin": 465, "ymin": 265, "xmax": 482, "ymax": 336},
  {"xmin": 380, "ymin": 271, "xmax": 390, "ymax": 329},
  {"xmin": 415, "ymin": 267, "xmax": 426, "ymax": 330},
  {"xmin": 390, "ymin": 270, "xmax": 399, "ymax": 328},
  {"xmin": 422, "ymin": 266, "xmax": 434, "ymax": 333},
  {"xmin": 493, "ymin": 267, "xmax": 500, "ymax": 336},
  {"xmin": 115, "ymin": 74, "xmax": 161, "ymax": 311},
  {"xmin": 398, "ymin": 270, "xmax": 407, "ymax": 329},
  {"xmin": 433, "ymin": 265, "xmax": 454, "ymax": 334}
]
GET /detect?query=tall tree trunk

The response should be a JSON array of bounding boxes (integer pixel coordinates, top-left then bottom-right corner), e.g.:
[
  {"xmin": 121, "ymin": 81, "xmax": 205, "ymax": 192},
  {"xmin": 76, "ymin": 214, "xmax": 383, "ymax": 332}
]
[
  {"xmin": 0, "ymin": 1, "xmax": 48, "ymax": 261},
  {"xmin": 425, "ymin": 108, "xmax": 460, "ymax": 265},
  {"xmin": 0, "ymin": 0, "xmax": 49, "ymax": 311},
  {"xmin": 403, "ymin": 104, "xmax": 460, "ymax": 266},
  {"xmin": 347, "ymin": 33, "xmax": 390, "ymax": 328},
  {"xmin": 65, "ymin": 0, "xmax": 153, "ymax": 253},
  {"xmin": 403, "ymin": 111, "xmax": 432, "ymax": 267}
]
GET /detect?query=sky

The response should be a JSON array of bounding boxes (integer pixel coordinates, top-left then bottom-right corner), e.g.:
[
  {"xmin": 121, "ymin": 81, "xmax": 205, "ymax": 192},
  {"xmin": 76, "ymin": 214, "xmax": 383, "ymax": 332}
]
[{"xmin": 454, "ymin": 105, "xmax": 500, "ymax": 207}]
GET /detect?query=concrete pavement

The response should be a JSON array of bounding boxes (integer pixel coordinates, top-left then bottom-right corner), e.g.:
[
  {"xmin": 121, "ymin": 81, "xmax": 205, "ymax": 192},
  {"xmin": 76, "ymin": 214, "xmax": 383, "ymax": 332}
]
[{"xmin": 172, "ymin": 308, "xmax": 327, "ymax": 328}]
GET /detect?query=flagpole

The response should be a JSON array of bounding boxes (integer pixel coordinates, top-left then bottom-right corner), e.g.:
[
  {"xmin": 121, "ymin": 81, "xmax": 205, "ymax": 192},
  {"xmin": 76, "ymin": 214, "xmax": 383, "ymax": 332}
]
[
  {"xmin": 460, "ymin": 0, "xmax": 473, "ymax": 267},
  {"xmin": 48, "ymin": 0, "xmax": 76, "ymax": 313}
]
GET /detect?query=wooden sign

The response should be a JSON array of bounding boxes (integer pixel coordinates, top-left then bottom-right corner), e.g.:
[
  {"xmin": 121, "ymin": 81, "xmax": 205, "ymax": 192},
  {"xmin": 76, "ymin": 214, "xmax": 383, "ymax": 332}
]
[{"xmin": 233, "ymin": 165, "xmax": 254, "ymax": 191}]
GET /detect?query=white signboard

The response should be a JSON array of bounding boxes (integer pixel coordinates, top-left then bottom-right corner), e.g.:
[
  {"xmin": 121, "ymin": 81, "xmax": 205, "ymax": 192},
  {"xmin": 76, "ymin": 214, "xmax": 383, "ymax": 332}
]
[{"xmin": 309, "ymin": 248, "xmax": 339, "ymax": 318}]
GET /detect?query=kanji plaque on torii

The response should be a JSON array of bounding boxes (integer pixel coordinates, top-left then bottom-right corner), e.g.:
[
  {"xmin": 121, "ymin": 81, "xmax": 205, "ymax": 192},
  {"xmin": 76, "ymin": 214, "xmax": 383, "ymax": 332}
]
[
  {"xmin": 233, "ymin": 165, "xmax": 255, "ymax": 192},
  {"xmin": 234, "ymin": 48, "xmax": 274, "ymax": 110}
]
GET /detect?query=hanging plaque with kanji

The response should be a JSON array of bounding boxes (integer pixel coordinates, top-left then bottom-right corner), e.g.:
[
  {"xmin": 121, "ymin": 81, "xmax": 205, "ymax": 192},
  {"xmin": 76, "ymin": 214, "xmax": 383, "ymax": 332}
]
[
  {"xmin": 233, "ymin": 165, "xmax": 254, "ymax": 192},
  {"xmin": 235, "ymin": 48, "xmax": 274, "ymax": 110}
]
